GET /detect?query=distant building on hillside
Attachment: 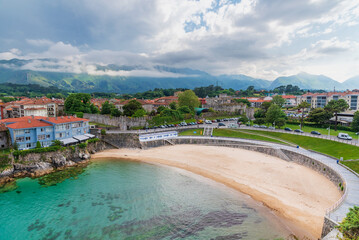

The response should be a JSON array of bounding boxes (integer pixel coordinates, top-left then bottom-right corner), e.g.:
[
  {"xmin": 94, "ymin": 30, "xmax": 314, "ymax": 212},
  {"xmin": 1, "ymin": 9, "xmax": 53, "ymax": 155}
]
[{"xmin": 204, "ymin": 94, "xmax": 247, "ymax": 114}]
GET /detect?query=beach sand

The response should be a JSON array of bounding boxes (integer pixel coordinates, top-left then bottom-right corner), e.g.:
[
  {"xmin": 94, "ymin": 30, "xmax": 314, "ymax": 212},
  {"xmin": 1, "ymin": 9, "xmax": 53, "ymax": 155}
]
[{"xmin": 92, "ymin": 145, "xmax": 341, "ymax": 239}]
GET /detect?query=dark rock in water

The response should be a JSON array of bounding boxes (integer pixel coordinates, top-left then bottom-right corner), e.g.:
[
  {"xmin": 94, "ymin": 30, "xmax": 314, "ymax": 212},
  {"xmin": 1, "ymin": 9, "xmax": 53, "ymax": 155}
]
[
  {"xmin": 16, "ymin": 190, "xmax": 21, "ymax": 194},
  {"xmin": 27, "ymin": 219, "xmax": 46, "ymax": 232},
  {"xmin": 72, "ymin": 207, "xmax": 77, "ymax": 214},
  {"xmin": 211, "ymin": 232, "xmax": 248, "ymax": 240}
]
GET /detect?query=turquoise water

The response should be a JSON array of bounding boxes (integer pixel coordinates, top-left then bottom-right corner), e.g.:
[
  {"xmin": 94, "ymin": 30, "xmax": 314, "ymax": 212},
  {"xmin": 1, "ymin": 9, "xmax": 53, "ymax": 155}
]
[{"xmin": 0, "ymin": 160, "xmax": 291, "ymax": 240}]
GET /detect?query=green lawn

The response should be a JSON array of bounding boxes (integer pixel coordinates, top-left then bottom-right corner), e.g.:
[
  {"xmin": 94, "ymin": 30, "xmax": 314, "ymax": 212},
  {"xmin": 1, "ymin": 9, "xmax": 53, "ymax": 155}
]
[
  {"xmin": 284, "ymin": 123, "xmax": 358, "ymax": 139},
  {"xmin": 341, "ymin": 161, "xmax": 359, "ymax": 175},
  {"xmin": 246, "ymin": 130, "xmax": 359, "ymax": 160},
  {"xmin": 179, "ymin": 129, "xmax": 288, "ymax": 145},
  {"xmin": 89, "ymin": 122, "xmax": 115, "ymax": 128}
]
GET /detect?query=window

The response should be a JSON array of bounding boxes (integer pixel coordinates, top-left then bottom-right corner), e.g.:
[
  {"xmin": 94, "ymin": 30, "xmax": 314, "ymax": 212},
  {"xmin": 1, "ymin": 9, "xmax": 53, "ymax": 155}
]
[
  {"xmin": 16, "ymin": 136, "xmax": 25, "ymax": 142},
  {"xmin": 25, "ymin": 136, "xmax": 31, "ymax": 141},
  {"xmin": 26, "ymin": 143, "xmax": 32, "ymax": 148},
  {"xmin": 46, "ymin": 135, "xmax": 50, "ymax": 139},
  {"xmin": 38, "ymin": 135, "xmax": 46, "ymax": 140},
  {"xmin": 25, "ymin": 129, "xmax": 30, "ymax": 134},
  {"xmin": 306, "ymin": 96, "xmax": 312, "ymax": 104},
  {"xmin": 351, "ymin": 96, "xmax": 358, "ymax": 110},
  {"xmin": 333, "ymin": 96, "xmax": 339, "ymax": 101},
  {"xmin": 316, "ymin": 96, "xmax": 327, "ymax": 108},
  {"xmin": 40, "ymin": 128, "xmax": 44, "ymax": 132}
]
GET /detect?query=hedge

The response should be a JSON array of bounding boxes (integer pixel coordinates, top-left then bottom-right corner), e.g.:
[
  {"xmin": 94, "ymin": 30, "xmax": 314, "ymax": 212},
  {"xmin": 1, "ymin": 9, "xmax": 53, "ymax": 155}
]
[
  {"xmin": 87, "ymin": 138, "xmax": 99, "ymax": 143},
  {"xmin": 13, "ymin": 145, "xmax": 61, "ymax": 157}
]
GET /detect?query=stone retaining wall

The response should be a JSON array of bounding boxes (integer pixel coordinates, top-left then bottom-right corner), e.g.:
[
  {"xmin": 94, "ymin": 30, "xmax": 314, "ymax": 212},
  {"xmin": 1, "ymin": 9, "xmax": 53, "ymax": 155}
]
[{"xmin": 84, "ymin": 113, "xmax": 151, "ymax": 130}]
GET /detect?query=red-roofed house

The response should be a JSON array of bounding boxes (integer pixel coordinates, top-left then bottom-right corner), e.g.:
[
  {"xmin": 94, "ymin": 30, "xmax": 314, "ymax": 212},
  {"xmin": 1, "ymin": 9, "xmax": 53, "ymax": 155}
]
[{"xmin": 0, "ymin": 116, "xmax": 90, "ymax": 150}]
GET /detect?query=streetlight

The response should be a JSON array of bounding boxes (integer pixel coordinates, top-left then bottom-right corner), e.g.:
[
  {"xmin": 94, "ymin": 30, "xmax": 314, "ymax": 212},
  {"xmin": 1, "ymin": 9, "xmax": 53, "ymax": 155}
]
[
  {"xmin": 327, "ymin": 126, "xmax": 330, "ymax": 137},
  {"xmin": 356, "ymin": 132, "xmax": 359, "ymax": 143}
]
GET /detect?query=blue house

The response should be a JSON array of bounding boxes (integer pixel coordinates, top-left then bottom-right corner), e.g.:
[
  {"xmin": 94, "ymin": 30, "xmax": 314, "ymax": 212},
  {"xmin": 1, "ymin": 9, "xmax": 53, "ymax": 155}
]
[{"xmin": 0, "ymin": 116, "xmax": 91, "ymax": 150}]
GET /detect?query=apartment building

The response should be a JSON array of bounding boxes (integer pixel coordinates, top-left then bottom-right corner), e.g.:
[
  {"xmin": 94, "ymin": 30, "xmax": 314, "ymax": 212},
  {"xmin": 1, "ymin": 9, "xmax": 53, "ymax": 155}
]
[
  {"xmin": 297, "ymin": 90, "xmax": 359, "ymax": 111},
  {"xmin": 0, "ymin": 116, "xmax": 90, "ymax": 150}
]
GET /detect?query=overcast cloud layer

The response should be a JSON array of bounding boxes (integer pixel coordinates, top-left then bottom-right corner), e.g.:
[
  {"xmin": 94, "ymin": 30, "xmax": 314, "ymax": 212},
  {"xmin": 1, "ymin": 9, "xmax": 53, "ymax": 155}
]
[{"xmin": 0, "ymin": 0, "xmax": 359, "ymax": 81}]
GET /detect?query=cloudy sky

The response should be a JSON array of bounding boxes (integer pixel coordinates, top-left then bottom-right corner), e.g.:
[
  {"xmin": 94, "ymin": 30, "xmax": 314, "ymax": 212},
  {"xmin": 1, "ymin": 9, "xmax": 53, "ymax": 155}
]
[{"xmin": 0, "ymin": 0, "xmax": 359, "ymax": 81}]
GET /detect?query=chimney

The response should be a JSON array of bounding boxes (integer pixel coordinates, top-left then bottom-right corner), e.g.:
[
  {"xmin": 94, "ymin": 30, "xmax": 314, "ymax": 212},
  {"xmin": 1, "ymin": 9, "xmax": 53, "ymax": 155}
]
[
  {"xmin": 61, "ymin": 116, "xmax": 64, "ymax": 119},
  {"xmin": 31, "ymin": 115, "xmax": 34, "ymax": 119},
  {"xmin": 68, "ymin": 116, "xmax": 70, "ymax": 119},
  {"xmin": 28, "ymin": 119, "xmax": 31, "ymax": 123},
  {"xmin": 55, "ymin": 117, "xmax": 58, "ymax": 120}
]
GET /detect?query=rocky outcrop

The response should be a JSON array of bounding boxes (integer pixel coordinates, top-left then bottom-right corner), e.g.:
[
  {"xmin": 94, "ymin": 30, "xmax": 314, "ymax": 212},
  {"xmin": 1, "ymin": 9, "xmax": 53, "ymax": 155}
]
[{"xmin": 1, "ymin": 141, "xmax": 109, "ymax": 182}]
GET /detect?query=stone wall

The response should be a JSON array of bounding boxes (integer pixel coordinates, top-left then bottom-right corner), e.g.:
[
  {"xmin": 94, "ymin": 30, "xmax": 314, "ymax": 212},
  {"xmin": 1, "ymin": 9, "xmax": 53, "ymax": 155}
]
[
  {"xmin": 321, "ymin": 216, "xmax": 339, "ymax": 239},
  {"xmin": 102, "ymin": 133, "xmax": 141, "ymax": 149},
  {"xmin": 84, "ymin": 113, "xmax": 151, "ymax": 130}
]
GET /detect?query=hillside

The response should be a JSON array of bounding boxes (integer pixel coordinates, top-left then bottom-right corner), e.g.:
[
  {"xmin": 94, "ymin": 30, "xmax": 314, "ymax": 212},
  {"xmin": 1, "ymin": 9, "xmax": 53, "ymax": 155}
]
[
  {"xmin": 0, "ymin": 59, "xmax": 356, "ymax": 93},
  {"xmin": 269, "ymin": 72, "xmax": 342, "ymax": 91}
]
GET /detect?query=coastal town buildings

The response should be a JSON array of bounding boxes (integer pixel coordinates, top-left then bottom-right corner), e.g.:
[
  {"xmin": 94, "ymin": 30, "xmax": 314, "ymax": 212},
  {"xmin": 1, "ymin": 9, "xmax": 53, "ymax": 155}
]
[
  {"xmin": 203, "ymin": 94, "xmax": 247, "ymax": 113},
  {"xmin": 1, "ymin": 97, "xmax": 64, "ymax": 119},
  {"xmin": 0, "ymin": 116, "xmax": 90, "ymax": 150}
]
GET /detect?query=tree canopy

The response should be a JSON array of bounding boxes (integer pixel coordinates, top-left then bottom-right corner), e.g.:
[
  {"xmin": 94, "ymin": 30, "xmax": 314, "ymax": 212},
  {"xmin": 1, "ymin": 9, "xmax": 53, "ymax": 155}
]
[{"xmin": 178, "ymin": 90, "xmax": 200, "ymax": 110}]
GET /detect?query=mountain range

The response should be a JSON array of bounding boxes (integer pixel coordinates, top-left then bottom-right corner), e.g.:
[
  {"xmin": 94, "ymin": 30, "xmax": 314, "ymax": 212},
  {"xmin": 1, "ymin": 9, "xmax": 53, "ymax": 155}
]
[{"xmin": 0, "ymin": 59, "xmax": 357, "ymax": 93}]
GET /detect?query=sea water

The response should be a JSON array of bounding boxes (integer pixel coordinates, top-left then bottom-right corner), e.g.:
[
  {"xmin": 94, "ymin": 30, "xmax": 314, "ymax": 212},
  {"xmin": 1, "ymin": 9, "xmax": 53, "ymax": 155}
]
[{"xmin": 0, "ymin": 160, "xmax": 291, "ymax": 240}]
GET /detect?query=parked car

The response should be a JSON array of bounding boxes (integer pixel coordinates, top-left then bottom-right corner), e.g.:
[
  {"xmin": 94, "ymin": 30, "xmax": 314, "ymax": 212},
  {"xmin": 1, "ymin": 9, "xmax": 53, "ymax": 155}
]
[
  {"xmin": 284, "ymin": 127, "xmax": 293, "ymax": 131},
  {"xmin": 253, "ymin": 125, "xmax": 260, "ymax": 128},
  {"xmin": 218, "ymin": 122, "xmax": 226, "ymax": 127},
  {"xmin": 260, "ymin": 125, "xmax": 268, "ymax": 128},
  {"xmin": 180, "ymin": 122, "xmax": 188, "ymax": 126},
  {"xmin": 205, "ymin": 120, "xmax": 212, "ymax": 124},
  {"xmin": 337, "ymin": 133, "xmax": 352, "ymax": 140},
  {"xmin": 311, "ymin": 131, "xmax": 321, "ymax": 135},
  {"xmin": 268, "ymin": 126, "xmax": 275, "ymax": 130},
  {"xmin": 294, "ymin": 129, "xmax": 304, "ymax": 133}
]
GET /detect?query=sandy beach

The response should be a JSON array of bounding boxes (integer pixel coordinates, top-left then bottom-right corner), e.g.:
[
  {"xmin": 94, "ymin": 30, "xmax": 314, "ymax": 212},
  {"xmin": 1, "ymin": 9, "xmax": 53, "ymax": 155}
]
[{"xmin": 92, "ymin": 145, "xmax": 341, "ymax": 239}]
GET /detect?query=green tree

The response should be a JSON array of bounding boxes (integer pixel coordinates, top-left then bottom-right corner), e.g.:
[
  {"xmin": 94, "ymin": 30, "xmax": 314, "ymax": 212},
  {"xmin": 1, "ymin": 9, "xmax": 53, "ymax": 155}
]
[
  {"xmin": 178, "ymin": 106, "xmax": 191, "ymax": 114},
  {"xmin": 352, "ymin": 111, "xmax": 359, "ymax": 132},
  {"xmin": 101, "ymin": 101, "xmax": 114, "ymax": 115},
  {"xmin": 307, "ymin": 108, "xmax": 333, "ymax": 124},
  {"xmin": 233, "ymin": 98, "xmax": 251, "ymax": 107},
  {"xmin": 297, "ymin": 101, "xmax": 311, "ymax": 130},
  {"xmin": 169, "ymin": 101, "xmax": 177, "ymax": 110},
  {"xmin": 90, "ymin": 104, "xmax": 100, "ymax": 114},
  {"xmin": 110, "ymin": 108, "xmax": 122, "ymax": 117},
  {"xmin": 178, "ymin": 90, "xmax": 200, "ymax": 110},
  {"xmin": 325, "ymin": 99, "xmax": 349, "ymax": 131},
  {"xmin": 272, "ymin": 95, "xmax": 285, "ymax": 107},
  {"xmin": 266, "ymin": 104, "xmax": 286, "ymax": 126},
  {"xmin": 276, "ymin": 118, "xmax": 286, "ymax": 129},
  {"xmin": 132, "ymin": 109, "xmax": 146, "ymax": 118},
  {"xmin": 156, "ymin": 106, "xmax": 166, "ymax": 114},
  {"xmin": 64, "ymin": 93, "xmax": 92, "ymax": 114},
  {"xmin": 123, "ymin": 100, "xmax": 143, "ymax": 117},
  {"xmin": 36, "ymin": 141, "xmax": 42, "ymax": 149}
]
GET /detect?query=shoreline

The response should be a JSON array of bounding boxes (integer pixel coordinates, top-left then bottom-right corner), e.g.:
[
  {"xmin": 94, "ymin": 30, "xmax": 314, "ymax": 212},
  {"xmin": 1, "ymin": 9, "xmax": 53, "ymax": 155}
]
[{"xmin": 92, "ymin": 145, "xmax": 342, "ymax": 239}]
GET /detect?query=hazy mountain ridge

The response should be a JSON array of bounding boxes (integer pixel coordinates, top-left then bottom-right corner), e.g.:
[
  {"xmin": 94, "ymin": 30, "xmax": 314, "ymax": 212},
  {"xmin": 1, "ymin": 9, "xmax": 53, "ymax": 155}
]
[{"xmin": 0, "ymin": 59, "xmax": 357, "ymax": 93}]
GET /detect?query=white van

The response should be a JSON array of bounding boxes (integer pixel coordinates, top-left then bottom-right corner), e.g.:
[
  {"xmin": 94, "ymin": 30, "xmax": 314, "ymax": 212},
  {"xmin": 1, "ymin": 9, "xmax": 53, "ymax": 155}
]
[{"xmin": 337, "ymin": 133, "xmax": 352, "ymax": 140}]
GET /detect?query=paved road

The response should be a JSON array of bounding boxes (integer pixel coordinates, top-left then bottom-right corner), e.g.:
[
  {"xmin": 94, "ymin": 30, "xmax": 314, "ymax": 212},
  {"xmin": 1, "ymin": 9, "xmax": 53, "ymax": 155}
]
[{"xmin": 176, "ymin": 135, "xmax": 359, "ymax": 225}]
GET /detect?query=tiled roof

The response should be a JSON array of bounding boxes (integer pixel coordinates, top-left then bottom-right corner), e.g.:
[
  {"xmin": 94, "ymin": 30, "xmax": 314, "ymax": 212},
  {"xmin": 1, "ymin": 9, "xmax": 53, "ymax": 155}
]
[
  {"xmin": 43, "ymin": 116, "xmax": 89, "ymax": 124},
  {"xmin": 0, "ymin": 116, "xmax": 89, "ymax": 129},
  {"xmin": 6, "ymin": 119, "xmax": 53, "ymax": 129}
]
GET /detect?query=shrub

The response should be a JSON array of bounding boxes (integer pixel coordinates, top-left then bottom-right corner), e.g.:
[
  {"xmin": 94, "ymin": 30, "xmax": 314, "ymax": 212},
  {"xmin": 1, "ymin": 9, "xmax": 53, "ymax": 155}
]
[
  {"xmin": 87, "ymin": 138, "xmax": 99, "ymax": 143},
  {"xmin": 338, "ymin": 206, "xmax": 359, "ymax": 239},
  {"xmin": 101, "ymin": 129, "xmax": 106, "ymax": 135},
  {"xmin": 78, "ymin": 142, "xmax": 87, "ymax": 149},
  {"xmin": 13, "ymin": 145, "xmax": 61, "ymax": 157},
  {"xmin": 36, "ymin": 141, "xmax": 42, "ymax": 149}
]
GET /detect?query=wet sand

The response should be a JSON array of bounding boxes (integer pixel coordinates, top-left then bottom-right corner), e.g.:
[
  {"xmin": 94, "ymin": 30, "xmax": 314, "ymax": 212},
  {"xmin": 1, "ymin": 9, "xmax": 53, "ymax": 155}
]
[{"xmin": 92, "ymin": 145, "xmax": 341, "ymax": 239}]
